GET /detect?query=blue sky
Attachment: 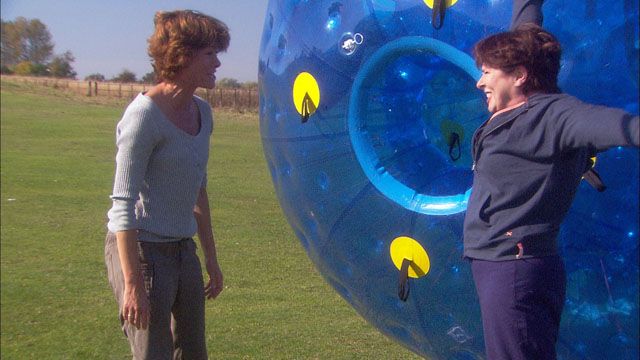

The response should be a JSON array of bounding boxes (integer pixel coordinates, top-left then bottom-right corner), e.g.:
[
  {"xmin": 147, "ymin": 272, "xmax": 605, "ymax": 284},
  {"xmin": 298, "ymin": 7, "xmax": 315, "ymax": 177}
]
[{"xmin": 1, "ymin": 0, "xmax": 268, "ymax": 82}]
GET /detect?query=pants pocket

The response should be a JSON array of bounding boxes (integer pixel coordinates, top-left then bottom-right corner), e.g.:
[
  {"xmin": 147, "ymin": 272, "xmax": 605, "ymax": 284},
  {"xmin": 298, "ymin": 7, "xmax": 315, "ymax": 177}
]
[{"xmin": 138, "ymin": 262, "xmax": 153, "ymax": 296}]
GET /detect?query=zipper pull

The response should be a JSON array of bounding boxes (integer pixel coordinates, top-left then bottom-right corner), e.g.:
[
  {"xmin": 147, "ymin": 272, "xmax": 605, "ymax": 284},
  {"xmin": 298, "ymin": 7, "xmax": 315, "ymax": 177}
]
[
  {"xmin": 516, "ymin": 242, "xmax": 524, "ymax": 259},
  {"xmin": 471, "ymin": 162, "xmax": 476, "ymax": 171}
]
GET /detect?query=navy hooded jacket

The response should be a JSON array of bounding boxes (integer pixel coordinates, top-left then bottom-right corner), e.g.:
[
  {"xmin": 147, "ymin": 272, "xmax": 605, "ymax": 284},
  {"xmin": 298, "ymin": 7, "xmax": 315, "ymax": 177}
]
[{"xmin": 463, "ymin": 93, "xmax": 639, "ymax": 261}]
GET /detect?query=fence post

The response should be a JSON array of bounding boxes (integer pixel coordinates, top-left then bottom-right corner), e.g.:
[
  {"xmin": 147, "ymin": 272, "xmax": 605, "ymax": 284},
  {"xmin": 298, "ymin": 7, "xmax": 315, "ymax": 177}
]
[
  {"xmin": 87, "ymin": 81, "xmax": 92, "ymax": 96},
  {"xmin": 94, "ymin": 81, "xmax": 98, "ymax": 96},
  {"xmin": 118, "ymin": 83, "xmax": 122, "ymax": 98},
  {"xmin": 234, "ymin": 89, "xmax": 238, "ymax": 111},
  {"xmin": 253, "ymin": 88, "xmax": 257, "ymax": 109}
]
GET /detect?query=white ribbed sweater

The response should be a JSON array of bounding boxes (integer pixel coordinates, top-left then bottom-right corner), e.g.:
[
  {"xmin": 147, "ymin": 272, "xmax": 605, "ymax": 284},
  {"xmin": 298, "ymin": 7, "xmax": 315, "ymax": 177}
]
[{"xmin": 107, "ymin": 93, "xmax": 213, "ymax": 242}]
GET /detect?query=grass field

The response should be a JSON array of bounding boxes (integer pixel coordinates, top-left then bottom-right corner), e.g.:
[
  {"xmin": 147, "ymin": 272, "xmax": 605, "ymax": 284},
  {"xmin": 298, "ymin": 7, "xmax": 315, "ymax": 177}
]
[{"xmin": 0, "ymin": 79, "xmax": 423, "ymax": 359}]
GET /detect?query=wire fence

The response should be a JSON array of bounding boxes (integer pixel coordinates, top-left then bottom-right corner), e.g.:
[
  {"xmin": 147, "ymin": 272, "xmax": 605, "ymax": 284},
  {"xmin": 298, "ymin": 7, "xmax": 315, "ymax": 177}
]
[{"xmin": 2, "ymin": 75, "xmax": 259, "ymax": 112}]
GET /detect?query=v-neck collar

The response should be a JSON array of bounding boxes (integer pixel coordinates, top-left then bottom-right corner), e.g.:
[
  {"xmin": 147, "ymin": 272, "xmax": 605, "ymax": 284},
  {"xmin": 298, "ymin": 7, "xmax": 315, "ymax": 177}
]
[{"xmin": 140, "ymin": 93, "xmax": 204, "ymax": 138}]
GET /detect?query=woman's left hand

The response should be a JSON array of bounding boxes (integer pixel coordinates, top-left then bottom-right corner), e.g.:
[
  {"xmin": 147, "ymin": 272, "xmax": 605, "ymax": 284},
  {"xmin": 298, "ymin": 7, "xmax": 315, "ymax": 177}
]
[{"xmin": 204, "ymin": 258, "xmax": 224, "ymax": 299}]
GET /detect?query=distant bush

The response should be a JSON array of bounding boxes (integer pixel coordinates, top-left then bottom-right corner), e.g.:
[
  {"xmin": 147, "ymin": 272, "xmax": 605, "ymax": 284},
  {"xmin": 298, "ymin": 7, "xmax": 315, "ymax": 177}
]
[
  {"xmin": 1, "ymin": 65, "xmax": 14, "ymax": 74},
  {"xmin": 13, "ymin": 61, "xmax": 48, "ymax": 76},
  {"xmin": 242, "ymin": 81, "xmax": 258, "ymax": 89},
  {"xmin": 85, "ymin": 73, "xmax": 106, "ymax": 81},
  {"xmin": 140, "ymin": 71, "xmax": 156, "ymax": 84},
  {"xmin": 49, "ymin": 51, "xmax": 76, "ymax": 78},
  {"xmin": 217, "ymin": 78, "xmax": 241, "ymax": 88},
  {"xmin": 111, "ymin": 69, "xmax": 137, "ymax": 83}
]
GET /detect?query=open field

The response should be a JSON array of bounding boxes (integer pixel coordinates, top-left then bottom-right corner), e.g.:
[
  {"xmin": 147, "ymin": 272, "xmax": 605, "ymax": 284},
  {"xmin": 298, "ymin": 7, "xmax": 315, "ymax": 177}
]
[{"xmin": 0, "ymin": 79, "xmax": 422, "ymax": 359}]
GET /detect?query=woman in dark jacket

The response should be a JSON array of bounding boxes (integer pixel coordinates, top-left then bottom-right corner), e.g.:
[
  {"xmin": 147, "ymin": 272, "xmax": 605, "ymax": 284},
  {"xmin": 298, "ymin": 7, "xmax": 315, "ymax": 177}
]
[{"xmin": 465, "ymin": 21, "xmax": 639, "ymax": 360}]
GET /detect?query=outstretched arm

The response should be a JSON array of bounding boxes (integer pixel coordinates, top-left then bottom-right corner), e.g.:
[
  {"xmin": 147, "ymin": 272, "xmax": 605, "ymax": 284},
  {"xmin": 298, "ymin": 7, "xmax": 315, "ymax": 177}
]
[
  {"xmin": 556, "ymin": 98, "xmax": 640, "ymax": 151},
  {"xmin": 511, "ymin": 0, "xmax": 544, "ymax": 29}
]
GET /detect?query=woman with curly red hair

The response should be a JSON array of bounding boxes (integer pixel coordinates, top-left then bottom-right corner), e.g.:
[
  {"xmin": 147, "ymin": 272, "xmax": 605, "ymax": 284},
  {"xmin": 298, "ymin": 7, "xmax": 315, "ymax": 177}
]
[{"xmin": 105, "ymin": 10, "xmax": 229, "ymax": 359}]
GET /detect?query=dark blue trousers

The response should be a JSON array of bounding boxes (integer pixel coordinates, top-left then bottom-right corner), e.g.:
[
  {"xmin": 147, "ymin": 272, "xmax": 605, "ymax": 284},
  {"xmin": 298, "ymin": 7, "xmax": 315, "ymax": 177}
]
[{"xmin": 471, "ymin": 256, "xmax": 566, "ymax": 360}]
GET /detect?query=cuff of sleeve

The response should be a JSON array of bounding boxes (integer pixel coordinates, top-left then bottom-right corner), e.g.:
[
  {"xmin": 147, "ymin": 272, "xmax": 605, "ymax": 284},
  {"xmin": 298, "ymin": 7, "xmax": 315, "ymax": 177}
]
[{"xmin": 107, "ymin": 198, "xmax": 138, "ymax": 232}]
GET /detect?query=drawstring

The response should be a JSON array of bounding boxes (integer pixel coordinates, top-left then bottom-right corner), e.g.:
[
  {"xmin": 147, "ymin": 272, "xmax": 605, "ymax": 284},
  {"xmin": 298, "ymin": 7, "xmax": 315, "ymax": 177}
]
[
  {"xmin": 301, "ymin": 92, "xmax": 316, "ymax": 123},
  {"xmin": 583, "ymin": 157, "xmax": 607, "ymax": 192},
  {"xmin": 398, "ymin": 258, "xmax": 411, "ymax": 301}
]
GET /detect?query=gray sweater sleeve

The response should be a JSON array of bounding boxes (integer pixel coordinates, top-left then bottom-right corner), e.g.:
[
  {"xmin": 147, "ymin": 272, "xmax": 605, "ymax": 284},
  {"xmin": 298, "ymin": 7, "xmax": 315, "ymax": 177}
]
[
  {"xmin": 511, "ymin": 0, "xmax": 544, "ymax": 29},
  {"xmin": 107, "ymin": 103, "xmax": 161, "ymax": 232}
]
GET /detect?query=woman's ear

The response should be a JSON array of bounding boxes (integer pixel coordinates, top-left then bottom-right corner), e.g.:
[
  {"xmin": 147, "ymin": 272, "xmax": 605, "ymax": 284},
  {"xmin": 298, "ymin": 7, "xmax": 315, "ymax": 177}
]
[{"xmin": 513, "ymin": 65, "xmax": 528, "ymax": 88}]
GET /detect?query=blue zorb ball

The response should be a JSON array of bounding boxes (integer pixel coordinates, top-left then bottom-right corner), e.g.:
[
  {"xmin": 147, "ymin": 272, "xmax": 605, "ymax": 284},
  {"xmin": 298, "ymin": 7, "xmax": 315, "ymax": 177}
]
[{"xmin": 258, "ymin": 0, "xmax": 639, "ymax": 358}]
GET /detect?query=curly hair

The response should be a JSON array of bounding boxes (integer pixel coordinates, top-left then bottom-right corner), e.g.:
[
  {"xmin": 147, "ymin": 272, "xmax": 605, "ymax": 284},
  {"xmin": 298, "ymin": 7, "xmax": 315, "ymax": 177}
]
[
  {"xmin": 148, "ymin": 10, "xmax": 230, "ymax": 82},
  {"xmin": 473, "ymin": 24, "xmax": 562, "ymax": 94}
]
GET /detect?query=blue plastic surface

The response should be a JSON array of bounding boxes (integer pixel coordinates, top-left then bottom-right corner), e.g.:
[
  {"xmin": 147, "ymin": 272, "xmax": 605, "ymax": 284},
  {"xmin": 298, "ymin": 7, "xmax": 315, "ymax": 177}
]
[{"xmin": 258, "ymin": 1, "xmax": 639, "ymax": 358}]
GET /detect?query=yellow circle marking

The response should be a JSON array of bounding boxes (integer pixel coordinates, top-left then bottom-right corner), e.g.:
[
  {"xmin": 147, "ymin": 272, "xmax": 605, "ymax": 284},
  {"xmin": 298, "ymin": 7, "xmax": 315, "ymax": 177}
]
[
  {"xmin": 423, "ymin": 0, "xmax": 458, "ymax": 9},
  {"xmin": 390, "ymin": 236, "xmax": 431, "ymax": 278},
  {"xmin": 292, "ymin": 72, "xmax": 320, "ymax": 117}
]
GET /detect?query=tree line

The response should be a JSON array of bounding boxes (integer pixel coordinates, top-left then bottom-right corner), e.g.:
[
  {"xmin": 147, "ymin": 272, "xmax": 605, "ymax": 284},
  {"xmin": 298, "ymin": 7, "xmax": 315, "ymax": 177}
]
[
  {"xmin": 1, "ymin": 17, "xmax": 75, "ymax": 78},
  {"xmin": 1, "ymin": 17, "xmax": 256, "ymax": 88}
]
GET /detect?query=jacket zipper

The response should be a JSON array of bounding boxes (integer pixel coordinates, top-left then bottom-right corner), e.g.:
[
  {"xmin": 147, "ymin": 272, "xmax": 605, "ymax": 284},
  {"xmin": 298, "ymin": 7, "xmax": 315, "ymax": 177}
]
[{"xmin": 471, "ymin": 107, "xmax": 527, "ymax": 171}]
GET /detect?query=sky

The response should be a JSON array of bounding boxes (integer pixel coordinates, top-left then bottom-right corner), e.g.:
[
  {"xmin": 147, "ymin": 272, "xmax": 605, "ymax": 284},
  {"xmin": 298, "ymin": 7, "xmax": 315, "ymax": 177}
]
[{"xmin": 1, "ymin": 0, "xmax": 268, "ymax": 82}]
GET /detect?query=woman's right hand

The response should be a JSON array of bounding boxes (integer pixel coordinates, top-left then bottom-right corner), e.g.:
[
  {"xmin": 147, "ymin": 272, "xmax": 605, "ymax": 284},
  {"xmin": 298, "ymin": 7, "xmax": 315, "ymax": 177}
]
[
  {"xmin": 116, "ymin": 230, "xmax": 151, "ymax": 330},
  {"xmin": 122, "ymin": 281, "xmax": 150, "ymax": 329}
]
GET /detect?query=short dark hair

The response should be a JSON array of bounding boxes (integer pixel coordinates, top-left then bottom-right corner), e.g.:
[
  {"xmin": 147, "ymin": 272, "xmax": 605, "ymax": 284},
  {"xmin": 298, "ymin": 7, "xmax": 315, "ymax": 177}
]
[
  {"xmin": 148, "ymin": 10, "xmax": 230, "ymax": 82},
  {"xmin": 473, "ymin": 24, "xmax": 562, "ymax": 94}
]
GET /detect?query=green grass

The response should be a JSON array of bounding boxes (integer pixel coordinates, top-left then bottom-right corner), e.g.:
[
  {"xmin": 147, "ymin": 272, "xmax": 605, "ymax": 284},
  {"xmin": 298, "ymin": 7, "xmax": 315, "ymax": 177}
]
[{"xmin": 0, "ymin": 79, "xmax": 423, "ymax": 359}]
